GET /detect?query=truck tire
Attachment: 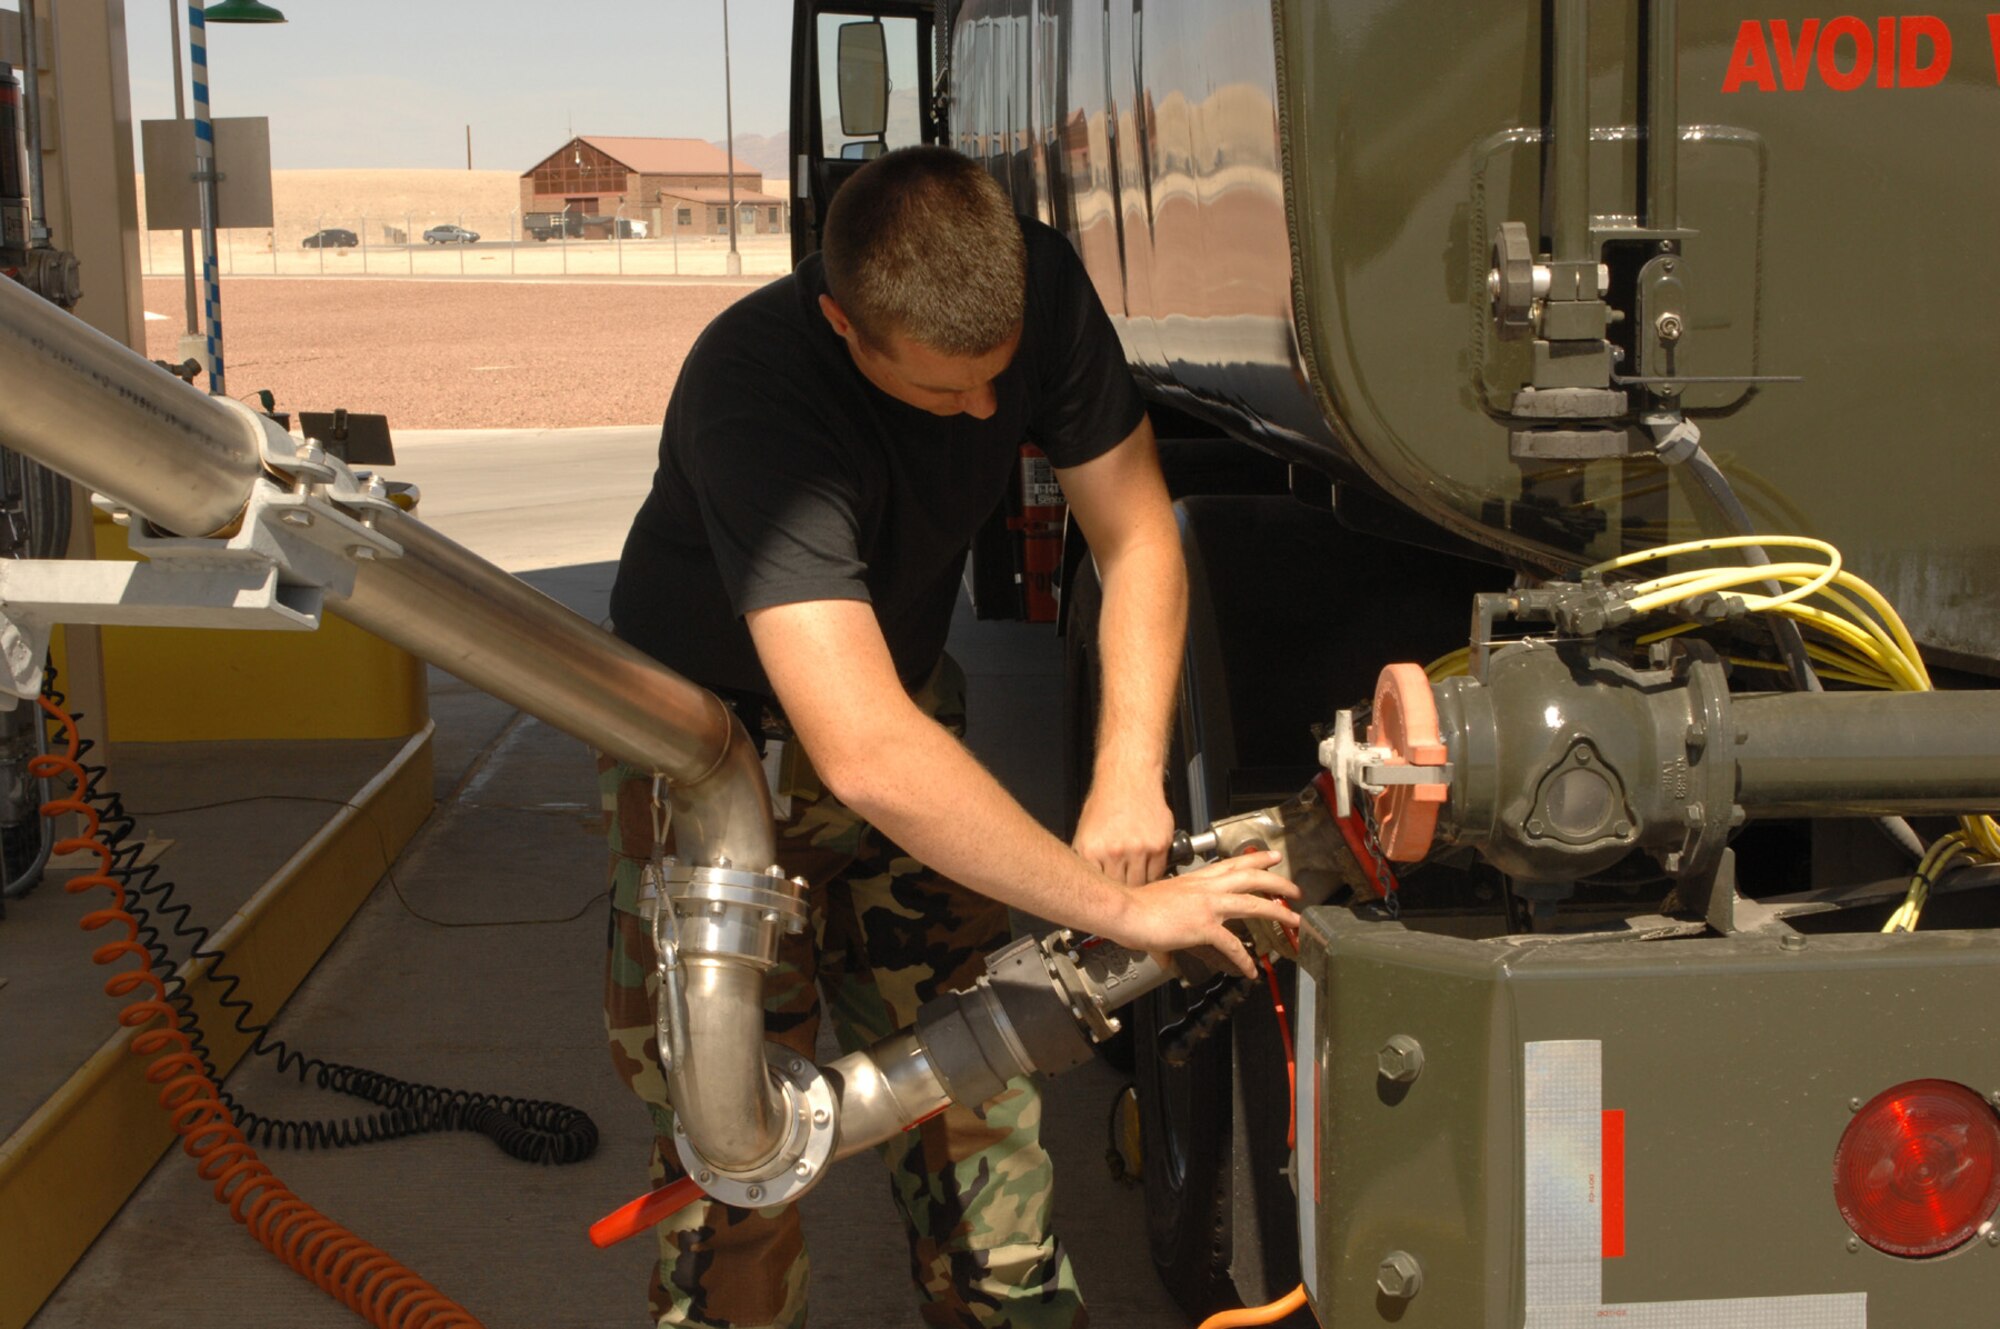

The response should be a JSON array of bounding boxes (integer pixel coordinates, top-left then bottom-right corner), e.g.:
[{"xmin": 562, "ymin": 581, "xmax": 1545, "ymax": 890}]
[
  {"xmin": 1124, "ymin": 493, "xmax": 1505, "ymax": 1318},
  {"xmin": 1137, "ymin": 497, "xmax": 1303, "ymax": 1316},
  {"xmin": 1061, "ymin": 499, "xmax": 1290, "ymax": 1314}
]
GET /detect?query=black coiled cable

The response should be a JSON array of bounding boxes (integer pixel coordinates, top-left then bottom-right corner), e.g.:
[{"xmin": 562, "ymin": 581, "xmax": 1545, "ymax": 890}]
[{"xmin": 44, "ymin": 669, "xmax": 598, "ymax": 1165}]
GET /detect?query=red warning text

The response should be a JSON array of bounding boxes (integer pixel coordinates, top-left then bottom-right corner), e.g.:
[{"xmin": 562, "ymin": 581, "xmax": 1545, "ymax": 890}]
[{"xmin": 1722, "ymin": 15, "xmax": 1954, "ymax": 91}]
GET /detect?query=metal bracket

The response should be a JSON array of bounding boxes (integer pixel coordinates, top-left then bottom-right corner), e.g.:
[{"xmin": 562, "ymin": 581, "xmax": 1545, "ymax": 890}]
[{"xmin": 0, "ymin": 419, "xmax": 409, "ymax": 703}]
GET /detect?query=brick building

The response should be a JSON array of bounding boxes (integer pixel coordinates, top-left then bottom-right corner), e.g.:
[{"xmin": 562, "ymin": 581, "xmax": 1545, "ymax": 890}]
[{"xmin": 519, "ymin": 136, "xmax": 788, "ymax": 237}]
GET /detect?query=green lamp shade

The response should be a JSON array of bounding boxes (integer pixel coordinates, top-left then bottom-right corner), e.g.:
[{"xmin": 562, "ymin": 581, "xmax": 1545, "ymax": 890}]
[{"xmin": 206, "ymin": 0, "xmax": 287, "ymax": 21}]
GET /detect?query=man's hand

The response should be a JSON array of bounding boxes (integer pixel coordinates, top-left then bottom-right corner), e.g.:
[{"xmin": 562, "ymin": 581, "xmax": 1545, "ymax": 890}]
[
  {"xmin": 1073, "ymin": 776, "xmax": 1175, "ymax": 885},
  {"xmin": 1104, "ymin": 850, "xmax": 1300, "ymax": 978}
]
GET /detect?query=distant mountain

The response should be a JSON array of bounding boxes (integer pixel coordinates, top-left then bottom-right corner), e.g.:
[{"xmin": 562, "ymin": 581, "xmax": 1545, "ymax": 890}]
[{"xmin": 713, "ymin": 132, "xmax": 791, "ymax": 187}]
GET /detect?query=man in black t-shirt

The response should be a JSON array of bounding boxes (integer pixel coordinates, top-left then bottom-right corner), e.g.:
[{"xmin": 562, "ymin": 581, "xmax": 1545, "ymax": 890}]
[{"xmin": 601, "ymin": 147, "xmax": 1295, "ymax": 1329}]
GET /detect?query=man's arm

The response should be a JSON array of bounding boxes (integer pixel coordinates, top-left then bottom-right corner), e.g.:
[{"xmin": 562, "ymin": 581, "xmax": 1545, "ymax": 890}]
[
  {"xmin": 746, "ymin": 598, "xmax": 1294, "ymax": 974},
  {"xmin": 1055, "ymin": 415, "xmax": 1187, "ymax": 885}
]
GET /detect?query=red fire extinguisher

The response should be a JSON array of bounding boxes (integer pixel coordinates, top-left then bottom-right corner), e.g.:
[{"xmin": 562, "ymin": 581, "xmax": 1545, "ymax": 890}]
[{"xmin": 1009, "ymin": 443, "xmax": 1065, "ymax": 623}]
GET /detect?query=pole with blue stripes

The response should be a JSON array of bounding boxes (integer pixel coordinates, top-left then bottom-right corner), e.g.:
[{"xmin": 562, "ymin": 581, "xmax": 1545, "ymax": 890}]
[{"xmin": 188, "ymin": 1, "xmax": 225, "ymax": 395}]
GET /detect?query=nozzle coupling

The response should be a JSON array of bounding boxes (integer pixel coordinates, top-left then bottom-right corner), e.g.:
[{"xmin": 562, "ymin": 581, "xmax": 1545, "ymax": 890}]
[{"xmin": 914, "ymin": 933, "xmax": 1168, "ymax": 1108}]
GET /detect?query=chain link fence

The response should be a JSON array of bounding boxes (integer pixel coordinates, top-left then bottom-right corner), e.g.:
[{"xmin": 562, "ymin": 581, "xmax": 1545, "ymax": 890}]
[{"xmin": 140, "ymin": 206, "xmax": 795, "ymax": 279}]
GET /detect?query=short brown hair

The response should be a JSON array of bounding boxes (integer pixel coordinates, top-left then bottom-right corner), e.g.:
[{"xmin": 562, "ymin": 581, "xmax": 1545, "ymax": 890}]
[{"xmin": 821, "ymin": 146, "xmax": 1026, "ymax": 356}]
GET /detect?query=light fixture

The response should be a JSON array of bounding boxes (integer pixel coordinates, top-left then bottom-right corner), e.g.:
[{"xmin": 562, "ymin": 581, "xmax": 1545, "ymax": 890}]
[{"xmin": 207, "ymin": 0, "xmax": 288, "ymax": 22}]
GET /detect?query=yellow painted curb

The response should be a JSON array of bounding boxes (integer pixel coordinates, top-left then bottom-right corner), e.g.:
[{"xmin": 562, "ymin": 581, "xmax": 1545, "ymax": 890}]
[{"xmin": 0, "ymin": 723, "xmax": 435, "ymax": 1329}]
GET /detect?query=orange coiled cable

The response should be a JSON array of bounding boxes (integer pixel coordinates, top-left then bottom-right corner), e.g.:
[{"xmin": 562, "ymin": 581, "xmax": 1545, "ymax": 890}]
[{"xmin": 34, "ymin": 693, "xmax": 484, "ymax": 1329}]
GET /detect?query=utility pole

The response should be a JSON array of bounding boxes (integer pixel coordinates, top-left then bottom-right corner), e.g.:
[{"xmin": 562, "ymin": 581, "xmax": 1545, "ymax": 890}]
[
  {"xmin": 168, "ymin": 0, "xmax": 198, "ymax": 336},
  {"xmin": 721, "ymin": 0, "xmax": 740, "ymax": 276},
  {"xmin": 465, "ymin": 124, "xmax": 472, "ymax": 170},
  {"xmin": 189, "ymin": 1, "xmax": 226, "ymax": 393}
]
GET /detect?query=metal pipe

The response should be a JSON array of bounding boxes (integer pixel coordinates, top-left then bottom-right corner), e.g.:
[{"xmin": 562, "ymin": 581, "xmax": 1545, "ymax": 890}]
[
  {"xmin": 1733, "ymin": 691, "xmax": 2000, "ymax": 818},
  {"xmin": 0, "ymin": 272, "xmax": 263, "ymax": 537},
  {"xmin": 0, "ymin": 275, "xmax": 771, "ymax": 860},
  {"xmin": 0, "ymin": 268, "xmax": 786, "ymax": 1167},
  {"xmin": 669, "ymin": 960, "xmax": 788, "ymax": 1170},
  {"xmin": 336, "ymin": 509, "xmax": 772, "ymax": 861},
  {"xmin": 1548, "ymin": 0, "xmax": 1590, "ymax": 263},
  {"xmin": 826, "ymin": 1032, "xmax": 950, "ymax": 1162},
  {"xmin": 1643, "ymin": 0, "xmax": 1678, "ymax": 231},
  {"xmin": 16, "ymin": 0, "xmax": 45, "ymax": 243},
  {"xmin": 721, "ymin": 0, "xmax": 740, "ymax": 276}
]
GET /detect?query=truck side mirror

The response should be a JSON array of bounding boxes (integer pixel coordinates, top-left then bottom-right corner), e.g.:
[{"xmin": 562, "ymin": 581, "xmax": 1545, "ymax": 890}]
[{"xmin": 836, "ymin": 20, "xmax": 889, "ymax": 141}]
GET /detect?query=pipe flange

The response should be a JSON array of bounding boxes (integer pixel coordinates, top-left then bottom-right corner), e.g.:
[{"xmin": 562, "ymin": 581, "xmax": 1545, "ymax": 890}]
[
  {"xmin": 665, "ymin": 862, "xmax": 810, "ymax": 934},
  {"xmin": 672, "ymin": 1044, "xmax": 837, "ymax": 1209}
]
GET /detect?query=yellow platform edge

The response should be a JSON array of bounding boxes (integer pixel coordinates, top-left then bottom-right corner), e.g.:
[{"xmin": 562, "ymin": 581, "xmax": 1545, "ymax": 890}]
[{"xmin": 0, "ymin": 722, "xmax": 436, "ymax": 1329}]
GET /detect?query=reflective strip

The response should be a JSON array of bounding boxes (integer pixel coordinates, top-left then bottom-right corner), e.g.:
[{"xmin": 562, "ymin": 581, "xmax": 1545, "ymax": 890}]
[
  {"xmin": 1528, "ymin": 1298, "xmax": 1866, "ymax": 1328},
  {"xmin": 1522, "ymin": 1039, "xmax": 1866, "ymax": 1328},
  {"xmin": 1524, "ymin": 1040, "xmax": 1603, "ymax": 1308},
  {"xmin": 1294, "ymin": 966, "xmax": 1318, "ymax": 1302}
]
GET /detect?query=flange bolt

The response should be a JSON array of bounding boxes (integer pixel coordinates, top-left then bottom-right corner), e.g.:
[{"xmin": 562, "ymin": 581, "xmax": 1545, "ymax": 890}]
[
  {"xmin": 1377, "ymin": 1250, "xmax": 1423, "ymax": 1300},
  {"xmin": 1377, "ymin": 1035, "xmax": 1425, "ymax": 1084}
]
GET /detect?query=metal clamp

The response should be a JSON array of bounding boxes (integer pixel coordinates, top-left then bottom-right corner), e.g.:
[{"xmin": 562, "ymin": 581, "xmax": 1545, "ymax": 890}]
[
  {"xmin": 0, "ymin": 449, "xmax": 412, "ymax": 704},
  {"xmin": 1318, "ymin": 709, "xmax": 1452, "ymax": 819},
  {"xmin": 672, "ymin": 1045, "xmax": 839, "ymax": 1207},
  {"xmin": 645, "ymin": 860, "xmax": 809, "ymax": 970}
]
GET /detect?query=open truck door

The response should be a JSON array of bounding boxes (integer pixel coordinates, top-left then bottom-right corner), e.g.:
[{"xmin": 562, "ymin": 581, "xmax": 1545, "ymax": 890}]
[{"xmin": 789, "ymin": 3, "xmax": 942, "ymax": 266}]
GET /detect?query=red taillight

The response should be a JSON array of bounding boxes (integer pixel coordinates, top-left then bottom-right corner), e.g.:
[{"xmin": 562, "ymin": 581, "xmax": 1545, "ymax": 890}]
[{"xmin": 1833, "ymin": 1079, "xmax": 2000, "ymax": 1257}]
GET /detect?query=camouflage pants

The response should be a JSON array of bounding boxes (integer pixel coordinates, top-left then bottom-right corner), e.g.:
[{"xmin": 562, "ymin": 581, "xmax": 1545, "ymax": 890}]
[{"xmin": 599, "ymin": 662, "xmax": 1086, "ymax": 1329}]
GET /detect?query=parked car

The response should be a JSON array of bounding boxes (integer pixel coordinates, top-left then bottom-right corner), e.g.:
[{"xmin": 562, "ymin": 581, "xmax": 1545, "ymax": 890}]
[
  {"xmin": 300, "ymin": 228, "xmax": 357, "ymax": 249},
  {"xmin": 423, "ymin": 224, "xmax": 480, "ymax": 245}
]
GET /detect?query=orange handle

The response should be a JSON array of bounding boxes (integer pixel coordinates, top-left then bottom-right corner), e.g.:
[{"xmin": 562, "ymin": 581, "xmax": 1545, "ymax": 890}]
[{"xmin": 589, "ymin": 1175, "xmax": 707, "ymax": 1249}]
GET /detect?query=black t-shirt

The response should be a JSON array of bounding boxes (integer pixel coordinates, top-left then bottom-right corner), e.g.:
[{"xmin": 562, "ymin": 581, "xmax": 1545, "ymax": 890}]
[{"xmin": 610, "ymin": 218, "xmax": 1144, "ymax": 702}]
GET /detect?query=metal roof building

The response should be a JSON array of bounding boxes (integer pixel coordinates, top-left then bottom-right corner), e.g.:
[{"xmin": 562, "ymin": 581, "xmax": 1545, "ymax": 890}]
[{"xmin": 519, "ymin": 135, "xmax": 786, "ymax": 236}]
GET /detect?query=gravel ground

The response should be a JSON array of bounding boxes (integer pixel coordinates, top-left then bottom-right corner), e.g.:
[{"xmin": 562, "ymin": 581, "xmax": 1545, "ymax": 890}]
[{"xmin": 142, "ymin": 276, "xmax": 764, "ymax": 429}]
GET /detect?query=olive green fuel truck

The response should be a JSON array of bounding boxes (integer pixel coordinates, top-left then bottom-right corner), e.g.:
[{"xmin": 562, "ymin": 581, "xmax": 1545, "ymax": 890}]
[{"xmin": 788, "ymin": 2, "xmax": 2000, "ymax": 1326}]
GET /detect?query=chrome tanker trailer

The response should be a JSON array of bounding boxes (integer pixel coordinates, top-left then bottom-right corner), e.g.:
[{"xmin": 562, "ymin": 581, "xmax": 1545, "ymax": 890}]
[{"xmin": 789, "ymin": 4, "xmax": 2000, "ymax": 1326}]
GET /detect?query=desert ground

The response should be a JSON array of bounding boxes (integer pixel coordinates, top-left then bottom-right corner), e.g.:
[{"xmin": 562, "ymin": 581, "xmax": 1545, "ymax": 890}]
[{"xmin": 143, "ymin": 276, "xmax": 760, "ymax": 429}]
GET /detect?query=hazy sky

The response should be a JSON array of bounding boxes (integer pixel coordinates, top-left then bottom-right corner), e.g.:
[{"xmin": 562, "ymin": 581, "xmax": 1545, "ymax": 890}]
[{"xmin": 123, "ymin": 1, "xmax": 797, "ymax": 170}]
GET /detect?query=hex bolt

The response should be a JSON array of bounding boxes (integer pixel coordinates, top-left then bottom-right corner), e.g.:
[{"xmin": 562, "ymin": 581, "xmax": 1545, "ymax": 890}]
[
  {"xmin": 696, "ymin": 1169, "xmax": 713, "ymax": 1184},
  {"xmin": 1656, "ymin": 313, "xmax": 1685, "ymax": 342},
  {"xmin": 1377, "ymin": 1035, "xmax": 1425, "ymax": 1084},
  {"xmin": 279, "ymin": 511, "xmax": 313, "ymax": 528},
  {"xmin": 1376, "ymin": 1250, "xmax": 1423, "ymax": 1300},
  {"xmin": 1780, "ymin": 934, "xmax": 1806, "ymax": 952},
  {"xmin": 1575, "ymin": 748, "xmax": 1591, "ymax": 765},
  {"xmin": 1526, "ymin": 818, "xmax": 1545, "ymax": 837},
  {"xmin": 812, "ymin": 1108, "xmax": 830, "ymax": 1127},
  {"xmin": 1612, "ymin": 821, "xmax": 1632, "ymax": 838},
  {"xmin": 747, "ymin": 1185, "xmax": 763, "ymax": 1202},
  {"xmin": 789, "ymin": 1058, "xmax": 806, "ymax": 1075},
  {"xmin": 795, "ymin": 1161, "xmax": 813, "ymax": 1178}
]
